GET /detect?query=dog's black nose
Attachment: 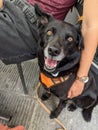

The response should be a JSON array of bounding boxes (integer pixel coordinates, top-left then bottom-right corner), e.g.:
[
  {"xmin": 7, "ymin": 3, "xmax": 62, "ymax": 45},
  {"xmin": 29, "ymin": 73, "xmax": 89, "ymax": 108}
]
[{"xmin": 48, "ymin": 46, "xmax": 60, "ymax": 56}]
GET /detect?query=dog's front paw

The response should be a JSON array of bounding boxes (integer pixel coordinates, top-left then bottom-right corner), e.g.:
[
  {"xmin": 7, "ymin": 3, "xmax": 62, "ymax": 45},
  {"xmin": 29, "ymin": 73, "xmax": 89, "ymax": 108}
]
[
  {"xmin": 50, "ymin": 111, "xmax": 58, "ymax": 119},
  {"xmin": 82, "ymin": 109, "xmax": 92, "ymax": 122},
  {"xmin": 41, "ymin": 92, "xmax": 51, "ymax": 101},
  {"xmin": 67, "ymin": 104, "xmax": 77, "ymax": 111}
]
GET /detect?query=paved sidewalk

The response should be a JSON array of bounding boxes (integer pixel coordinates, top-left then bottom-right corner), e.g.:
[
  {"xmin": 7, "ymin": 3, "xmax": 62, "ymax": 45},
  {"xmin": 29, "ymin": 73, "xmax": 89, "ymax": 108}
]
[{"xmin": 0, "ymin": 59, "xmax": 98, "ymax": 130}]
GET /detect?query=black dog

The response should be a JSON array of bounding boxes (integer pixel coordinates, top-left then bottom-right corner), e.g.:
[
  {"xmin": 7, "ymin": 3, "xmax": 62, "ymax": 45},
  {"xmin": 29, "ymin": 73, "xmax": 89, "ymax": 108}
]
[{"xmin": 34, "ymin": 4, "xmax": 98, "ymax": 122}]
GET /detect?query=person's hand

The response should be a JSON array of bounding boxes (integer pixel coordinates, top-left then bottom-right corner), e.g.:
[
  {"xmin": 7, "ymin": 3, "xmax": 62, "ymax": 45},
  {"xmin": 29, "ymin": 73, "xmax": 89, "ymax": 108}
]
[{"xmin": 67, "ymin": 80, "xmax": 85, "ymax": 99}]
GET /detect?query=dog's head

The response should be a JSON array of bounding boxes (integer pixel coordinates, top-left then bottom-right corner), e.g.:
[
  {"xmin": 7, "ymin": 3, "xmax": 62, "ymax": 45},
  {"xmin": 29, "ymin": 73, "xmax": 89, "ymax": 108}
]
[{"xmin": 35, "ymin": 4, "xmax": 84, "ymax": 76}]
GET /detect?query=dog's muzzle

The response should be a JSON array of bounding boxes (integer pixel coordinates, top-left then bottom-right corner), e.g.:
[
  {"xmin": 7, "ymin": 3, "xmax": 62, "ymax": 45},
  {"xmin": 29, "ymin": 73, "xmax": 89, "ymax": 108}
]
[{"xmin": 44, "ymin": 45, "xmax": 65, "ymax": 72}]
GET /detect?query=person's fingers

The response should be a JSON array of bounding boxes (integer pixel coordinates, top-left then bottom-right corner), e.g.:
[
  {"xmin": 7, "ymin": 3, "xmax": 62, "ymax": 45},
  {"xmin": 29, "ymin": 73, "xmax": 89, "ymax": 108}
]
[
  {"xmin": 0, "ymin": 124, "xmax": 8, "ymax": 130},
  {"xmin": 0, "ymin": 124, "xmax": 25, "ymax": 130},
  {"xmin": 67, "ymin": 90, "xmax": 72, "ymax": 98}
]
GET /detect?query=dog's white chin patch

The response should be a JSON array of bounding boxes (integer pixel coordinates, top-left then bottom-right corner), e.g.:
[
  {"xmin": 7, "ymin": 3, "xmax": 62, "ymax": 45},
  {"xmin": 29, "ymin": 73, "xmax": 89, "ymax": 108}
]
[{"xmin": 45, "ymin": 57, "xmax": 57, "ymax": 70}]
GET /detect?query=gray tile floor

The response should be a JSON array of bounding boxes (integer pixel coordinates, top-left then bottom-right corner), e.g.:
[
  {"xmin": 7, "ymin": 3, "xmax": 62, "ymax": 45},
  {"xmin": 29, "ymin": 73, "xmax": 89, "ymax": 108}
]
[{"xmin": 0, "ymin": 59, "xmax": 98, "ymax": 130}]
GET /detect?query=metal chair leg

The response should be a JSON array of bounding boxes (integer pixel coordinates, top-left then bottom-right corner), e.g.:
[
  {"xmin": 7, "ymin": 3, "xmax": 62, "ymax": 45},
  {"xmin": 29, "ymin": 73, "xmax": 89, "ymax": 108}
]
[{"xmin": 17, "ymin": 63, "xmax": 28, "ymax": 94}]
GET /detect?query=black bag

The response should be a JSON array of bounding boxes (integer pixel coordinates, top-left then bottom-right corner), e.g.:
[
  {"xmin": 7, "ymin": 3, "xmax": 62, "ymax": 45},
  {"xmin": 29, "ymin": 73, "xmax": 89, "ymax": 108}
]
[{"xmin": 0, "ymin": 0, "xmax": 38, "ymax": 64}]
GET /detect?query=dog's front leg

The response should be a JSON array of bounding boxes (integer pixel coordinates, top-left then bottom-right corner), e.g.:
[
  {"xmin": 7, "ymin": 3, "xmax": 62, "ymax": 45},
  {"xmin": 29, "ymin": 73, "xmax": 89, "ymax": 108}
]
[
  {"xmin": 82, "ymin": 107, "xmax": 94, "ymax": 122},
  {"xmin": 50, "ymin": 99, "xmax": 66, "ymax": 119},
  {"xmin": 41, "ymin": 91, "xmax": 51, "ymax": 101}
]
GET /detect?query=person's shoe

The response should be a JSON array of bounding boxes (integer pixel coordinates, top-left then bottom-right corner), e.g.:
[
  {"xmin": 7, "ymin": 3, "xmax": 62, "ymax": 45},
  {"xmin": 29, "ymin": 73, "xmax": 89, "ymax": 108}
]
[{"xmin": 0, "ymin": 123, "xmax": 25, "ymax": 130}]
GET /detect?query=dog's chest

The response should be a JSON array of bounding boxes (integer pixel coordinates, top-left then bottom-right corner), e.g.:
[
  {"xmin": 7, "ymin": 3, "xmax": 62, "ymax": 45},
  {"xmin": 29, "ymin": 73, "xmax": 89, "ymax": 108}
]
[{"xmin": 40, "ymin": 72, "xmax": 75, "ymax": 98}]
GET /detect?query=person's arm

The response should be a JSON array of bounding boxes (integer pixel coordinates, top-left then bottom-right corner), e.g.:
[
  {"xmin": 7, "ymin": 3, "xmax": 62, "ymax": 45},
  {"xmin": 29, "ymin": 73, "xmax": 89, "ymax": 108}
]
[
  {"xmin": 0, "ymin": 0, "xmax": 3, "ymax": 9},
  {"xmin": 78, "ymin": 0, "xmax": 98, "ymax": 77},
  {"xmin": 68, "ymin": 0, "xmax": 98, "ymax": 98}
]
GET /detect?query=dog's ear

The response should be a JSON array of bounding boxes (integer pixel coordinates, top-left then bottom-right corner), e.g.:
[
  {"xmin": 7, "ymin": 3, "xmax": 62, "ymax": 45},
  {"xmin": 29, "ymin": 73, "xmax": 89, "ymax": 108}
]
[
  {"xmin": 75, "ymin": 24, "xmax": 84, "ymax": 50},
  {"xmin": 34, "ymin": 3, "xmax": 53, "ymax": 26}
]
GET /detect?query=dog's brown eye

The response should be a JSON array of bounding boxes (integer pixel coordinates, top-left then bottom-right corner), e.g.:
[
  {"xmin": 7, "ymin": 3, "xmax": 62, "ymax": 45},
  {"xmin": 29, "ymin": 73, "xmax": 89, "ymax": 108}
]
[
  {"xmin": 67, "ymin": 36, "xmax": 73, "ymax": 42},
  {"xmin": 47, "ymin": 30, "xmax": 53, "ymax": 36}
]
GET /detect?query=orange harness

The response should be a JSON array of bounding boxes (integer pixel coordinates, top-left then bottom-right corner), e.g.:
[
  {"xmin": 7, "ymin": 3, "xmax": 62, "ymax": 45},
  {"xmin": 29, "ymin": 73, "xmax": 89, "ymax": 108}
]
[{"xmin": 40, "ymin": 72, "xmax": 70, "ymax": 88}]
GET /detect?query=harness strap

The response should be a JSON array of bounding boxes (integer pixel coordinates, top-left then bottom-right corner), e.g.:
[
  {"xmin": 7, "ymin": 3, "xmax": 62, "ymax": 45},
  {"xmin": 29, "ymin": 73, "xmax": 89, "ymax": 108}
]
[
  {"xmin": 78, "ymin": 16, "xmax": 83, "ymax": 22},
  {"xmin": 40, "ymin": 72, "xmax": 70, "ymax": 88}
]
